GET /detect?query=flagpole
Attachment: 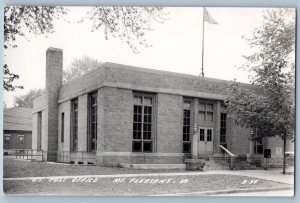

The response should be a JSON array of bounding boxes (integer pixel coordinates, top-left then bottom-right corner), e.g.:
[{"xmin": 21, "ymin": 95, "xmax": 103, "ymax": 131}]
[{"xmin": 201, "ymin": 7, "xmax": 205, "ymax": 77}]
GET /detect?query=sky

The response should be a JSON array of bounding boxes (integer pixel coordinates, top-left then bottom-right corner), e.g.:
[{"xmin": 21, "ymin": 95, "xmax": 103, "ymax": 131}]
[{"xmin": 3, "ymin": 7, "xmax": 294, "ymax": 107}]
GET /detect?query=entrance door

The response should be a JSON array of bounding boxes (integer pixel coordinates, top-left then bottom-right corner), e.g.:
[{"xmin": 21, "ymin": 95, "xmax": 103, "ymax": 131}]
[{"xmin": 198, "ymin": 128, "xmax": 214, "ymax": 155}]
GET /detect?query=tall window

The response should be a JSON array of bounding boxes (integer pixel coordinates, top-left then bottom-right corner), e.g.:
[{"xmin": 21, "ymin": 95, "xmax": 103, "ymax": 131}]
[
  {"xmin": 200, "ymin": 129, "xmax": 205, "ymax": 141},
  {"xmin": 133, "ymin": 94, "xmax": 153, "ymax": 152},
  {"xmin": 88, "ymin": 92, "xmax": 98, "ymax": 152},
  {"xmin": 183, "ymin": 101, "xmax": 191, "ymax": 153},
  {"xmin": 61, "ymin": 113, "xmax": 64, "ymax": 142},
  {"xmin": 220, "ymin": 113, "xmax": 227, "ymax": 144},
  {"xmin": 254, "ymin": 138, "xmax": 263, "ymax": 154},
  {"xmin": 37, "ymin": 111, "xmax": 42, "ymax": 150},
  {"xmin": 199, "ymin": 102, "xmax": 214, "ymax": 122},
  {"xmin": 71, "ymin": 99, "xmax": 78, "ymax": 151}
]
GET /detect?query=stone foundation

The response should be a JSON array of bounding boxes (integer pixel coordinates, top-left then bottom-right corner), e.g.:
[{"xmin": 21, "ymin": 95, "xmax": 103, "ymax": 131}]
[{"xmin": 96, "ymin": 152, "xmax": 185, "ymax": 167}]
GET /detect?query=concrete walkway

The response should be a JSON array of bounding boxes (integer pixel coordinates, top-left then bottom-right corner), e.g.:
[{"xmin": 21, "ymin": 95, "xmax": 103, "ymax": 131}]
[
  {"xmin": 211, "ymin": 189, "xmax": 294, "ymax": 196},
  {"xmin": 203, "ymin": 168, "xmax": 294, "ymax": 185}
]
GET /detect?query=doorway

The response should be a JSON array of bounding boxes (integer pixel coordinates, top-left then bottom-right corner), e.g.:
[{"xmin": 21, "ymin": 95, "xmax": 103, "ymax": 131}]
[{"xmin": 198, "ymin": 127, "xmax": 214, "ymax": 155}]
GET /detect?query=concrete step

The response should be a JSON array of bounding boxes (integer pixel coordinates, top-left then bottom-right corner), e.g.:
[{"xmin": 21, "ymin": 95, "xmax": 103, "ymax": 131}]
[
  {"xmin": 119, "ymin": 163, "xmax": 186, "ymax": 170},
  {"xmin": 234, "ymin": 161, "xmax": 260, "ymax": 170},
  {"xmin": 203, "ymin": 164, "xmax": 230, "ymax": 171},
  {"xmin": 235, "ymin": 165, "xmax": 258, "ymax": 170},
  {"xmin": 203, "ymin": 158, "xmax": 231, "ymax": 171}
]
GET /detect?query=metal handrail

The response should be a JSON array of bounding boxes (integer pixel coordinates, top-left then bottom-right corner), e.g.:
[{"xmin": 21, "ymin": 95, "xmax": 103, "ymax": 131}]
[
  {"xmin": 219, "ymin": 145, "xmax": 236, "ymax": 157},
  {"xmin": 218, "ymin": 145, "xmax": 236, "ymax": 170},
  {"xmin": 12, "ymin": 149, "xmax": 44, "ymax": 161}
]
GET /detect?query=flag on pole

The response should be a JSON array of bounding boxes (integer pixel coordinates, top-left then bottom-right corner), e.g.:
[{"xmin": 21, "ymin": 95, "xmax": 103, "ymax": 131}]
[
  {"xmin": 203, "ymin": 8, "xmax": 218, "ymax": 24},
  {"xmin": 200, "ymin": 7, "xmax": 218, "ymax": 77}
]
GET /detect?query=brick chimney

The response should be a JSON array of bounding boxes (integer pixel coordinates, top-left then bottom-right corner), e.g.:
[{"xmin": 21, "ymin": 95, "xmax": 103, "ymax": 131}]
[{"xmin": 45, "ymin": 47, "xmax": 63, "ymax": 161}]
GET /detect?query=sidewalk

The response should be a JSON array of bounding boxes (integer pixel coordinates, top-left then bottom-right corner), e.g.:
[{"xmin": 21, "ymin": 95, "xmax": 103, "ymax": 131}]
[
  {"xmin": 202, "ymin": 167, "xmax": 294, "ymax": 185},
  {"xmin": 211, "ymin": 189, "xmax": 294, "ymax": 196}
]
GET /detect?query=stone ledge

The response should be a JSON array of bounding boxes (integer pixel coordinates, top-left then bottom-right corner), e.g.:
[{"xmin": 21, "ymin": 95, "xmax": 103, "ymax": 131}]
[
  {"xmin": 119, "ymin": 163, "xmax": 186, "ymax": 170},
  {"xmin": 185, "ymin": 159, "xmax": 205, "ymax": 171}
]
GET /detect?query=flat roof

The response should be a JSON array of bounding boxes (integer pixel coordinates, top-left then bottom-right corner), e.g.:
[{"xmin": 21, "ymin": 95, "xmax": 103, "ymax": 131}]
[
  {"xmin": 3, "ymin": 107, "xmax": 32, "ymax": 131},
  {"xmin": 58, "ymin": 62, "xmax": 254, "ymax": 103}
]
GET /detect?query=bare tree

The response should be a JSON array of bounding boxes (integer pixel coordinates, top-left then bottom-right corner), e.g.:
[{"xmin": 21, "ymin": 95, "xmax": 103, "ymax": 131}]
[
  {"xmin": 63, "ymin": 56, "xmax": 102, "ymax": 83},
  {"xmin": 14, "ymin": 89, "xmax": 45, "ymax": 108}
]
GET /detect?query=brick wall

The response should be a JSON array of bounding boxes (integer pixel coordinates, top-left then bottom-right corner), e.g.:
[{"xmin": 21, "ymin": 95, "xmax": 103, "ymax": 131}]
[
  {"xmin": 32, "ymin": 95, "xmax": 45, "ymax": 113},
  {"xmin": 41, "ymin": 109, "xmax": 47, "ymax": 159},
  {"xmin": 45, "ymin": 48, "xmax": 63, "ymax": 161},
  {"xmin": 156, "ymin": 93, "xmax": 183, "ymax": 153},
  {"xmin": 58, "ymin": 101, "xmax": 71, "ymax": 152},
  {"xmin": 32, "ymin": 113, "xmax": 38, "ymax": 150},
  {"xmin": 59, "ymin": 66, "xmax": 105, "ymax": 102},
  {"xmin": 98, "ymin": 87, "xmax": 132, "ymax": 152},
  {"xmin": 3, "ymin": 130, "xmax": 32, "ymax": 150},
  {"xmin": 97, "ymin": 88, "xmax": 105, "ymax": 154},
  {"xmin": 32, "ymin": 110, "xmax": 46, "ymax": 153},
  {"xmin": 33, "ymin": 48, "xmax": 266, "ymax": 166},
  {"xmin": 78, "ymin": 94, "xmax": 88, "ymax": 151},
  {"xmin": 32, "ymin": 95, "xmax": 45, "ymax": 151},
  {"xmin": 265, "ymin": 137, "xmax": 294, "ymax": 157},
  {"xmin": 59, "ymin": 62, "xmax": 258, "ymax": 103},
  {"xmin": 96, "ymin": 88, "xmax": 185, "ymax": 166}
]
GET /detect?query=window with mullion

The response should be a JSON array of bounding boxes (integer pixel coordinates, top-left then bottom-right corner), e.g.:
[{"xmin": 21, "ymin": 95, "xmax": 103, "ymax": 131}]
[
  {"xmin": 254, "ymin": 138, "xmax": 263, "ymax": 154},
  {"xmin": 199, "ymin": 101, "xmax": 214, "ymax": 122},
  {"xmin": 143, "ymin": 106, "xmax": 152, "ymax": 140},
  {"xmin": 183, "ymin": 101, "xmax": 191, "ymax": 153},
  {"xmin": 71, "ymin": 99, "xmax": 78, "ymax": 151},
  {"xmin": 220, "ymin": 113, "xmax": 227, "ymax": 143},
  {"xmin": 88, "ymin": 92, "xmax": 98, "ymax": 152},
  {"xmin": 133, "ymin": 95, "xmax": 153, "ymax": 152}
]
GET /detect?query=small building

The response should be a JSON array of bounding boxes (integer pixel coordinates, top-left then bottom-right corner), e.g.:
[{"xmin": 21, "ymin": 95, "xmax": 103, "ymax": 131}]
[
  {"xmin": 3, "ymin": 107, "xmax": 32, "ymax": 154},
  {"xmin": 32, "ymin": 48, "xmax": 294, "ymax": 168}
]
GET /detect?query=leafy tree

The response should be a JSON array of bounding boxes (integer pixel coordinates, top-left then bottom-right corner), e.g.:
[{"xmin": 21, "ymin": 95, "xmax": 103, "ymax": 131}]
[
  {"xmin": 225, "ymin": 9, "xmax": 295, "ymax": 174},
  {"xmin": 81, "ymin": 7, "xmax": 167, "ymax": 53},
  {"xmin": 63, "ymin": 56, "xmax": 102, "ymax": 83},
  {"xmin": 3, "ymin": 64, "xmax": 23, "ymax": 91},
  {"xmin": 4, "ymin": 6, "xmax": 67, "ymax": 91},
  {"xmin": 14, "ymin": 89, "xmax": 45, "ymax": 108}
]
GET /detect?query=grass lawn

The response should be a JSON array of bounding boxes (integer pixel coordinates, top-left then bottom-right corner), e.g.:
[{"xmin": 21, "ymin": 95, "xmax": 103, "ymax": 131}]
[
  {"xmin": 3, "ymin": 156, "xmax": 292, "ymax": 195},
  {"xmin": 4, "ymin": 174, "xmax": 291, "ymax": 195},
  {"xmin": 3, "ymin": 156, "xmax": 184, "ymax": 178}
]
